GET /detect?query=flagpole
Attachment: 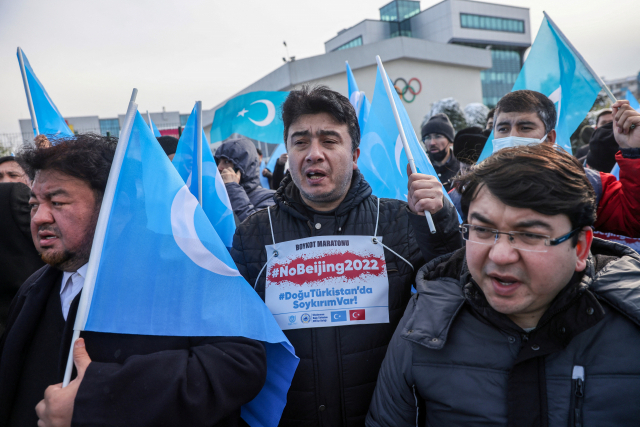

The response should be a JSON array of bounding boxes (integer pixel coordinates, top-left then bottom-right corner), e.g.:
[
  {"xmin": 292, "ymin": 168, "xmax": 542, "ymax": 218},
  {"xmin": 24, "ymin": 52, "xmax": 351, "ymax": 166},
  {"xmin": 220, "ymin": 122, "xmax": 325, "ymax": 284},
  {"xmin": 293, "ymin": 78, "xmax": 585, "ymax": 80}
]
[
  {"xmin": 196, "ymin": 101, "xmax": 203, "ymax": 206},
  {"xmin": 543, "ymin": 12, "xmax": 617, "ymax": 103},
  {"xmin": 375, "ymin": 56, "xmax": 437, "ymax": 234},
  {"xmin": 17, "ymin": 47, "xmax": 40, "ymax": 138},
  {"xmin": 63, "ymin": 88, "xmax": 139, "ymax": 387}
]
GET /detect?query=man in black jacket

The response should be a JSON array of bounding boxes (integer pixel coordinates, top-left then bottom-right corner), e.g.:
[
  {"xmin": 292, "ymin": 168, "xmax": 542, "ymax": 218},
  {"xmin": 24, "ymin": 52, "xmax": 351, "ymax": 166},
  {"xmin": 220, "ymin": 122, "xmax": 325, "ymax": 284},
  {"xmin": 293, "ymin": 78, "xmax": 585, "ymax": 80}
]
[
  {"xmin": 230, "ymin": 86, "xmax": 461, "ymax": 427},
  {"xmin": 367, "ymin": 143, "xmax": 640, "ymax": 426},
  {"xmin": 0, "ymin": 134, "xmax": 267, "ymax": 427}
]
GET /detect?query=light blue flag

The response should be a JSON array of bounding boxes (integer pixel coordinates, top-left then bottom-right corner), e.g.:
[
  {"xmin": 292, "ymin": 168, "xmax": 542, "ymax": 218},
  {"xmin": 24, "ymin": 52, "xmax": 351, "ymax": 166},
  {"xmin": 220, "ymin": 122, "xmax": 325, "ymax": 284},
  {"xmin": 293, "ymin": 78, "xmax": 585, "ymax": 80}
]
[
  {"xmin": 173, "ymin": 104, "xmax": 236, "ymax": 248},
  {"xmin": 79, "ymin": 110, "xmax": 298, "ymax": 427},
  {"xmin": 625, "ymin": 90, "xmax": 640, "ymax": 112},
  {"xmin": 477, "ymin": 14, "xmax": 603, "ymax": 162},
  {"xmin": 17, "ymin": 48, "xmax": 73, "ymax": 139},
  {"xmin": 266, "ymin": 143, "xmax": 287, "ymax": 172},
  {"xmin": 346, "ymin": 62, "xmax": 371, "ymax": 132},
  {"xmin": 148, "ymin": 115, "xmax": 162, "ymax": 137},
  {"xmin": 359, "ymin": 67, "xmax": 459, "ymax": 220},
  {"xmin": 210, "ymin": 91, "xmax": 289, "ymax": 145}
]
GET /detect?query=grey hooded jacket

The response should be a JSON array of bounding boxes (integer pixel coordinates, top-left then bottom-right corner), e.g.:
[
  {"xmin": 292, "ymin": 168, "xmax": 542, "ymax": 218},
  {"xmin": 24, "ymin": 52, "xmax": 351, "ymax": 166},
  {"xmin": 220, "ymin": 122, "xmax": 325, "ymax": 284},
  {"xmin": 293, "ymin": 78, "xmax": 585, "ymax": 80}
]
[
  {"xmin": 214, "ymin": 137, "xmax": 275, "ymax": 222},
  {"xmin": 367, "ymin": 238, "xmax": 640, "ymax": 427}
]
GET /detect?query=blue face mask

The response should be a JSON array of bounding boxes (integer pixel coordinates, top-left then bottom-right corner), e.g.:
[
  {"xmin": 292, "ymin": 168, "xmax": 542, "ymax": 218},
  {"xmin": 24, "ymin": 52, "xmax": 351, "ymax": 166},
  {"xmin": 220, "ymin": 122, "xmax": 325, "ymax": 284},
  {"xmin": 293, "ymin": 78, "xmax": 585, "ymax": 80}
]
[{"xmin": 492, "ymin": 133, "xmax": 548, "ymax": 154}]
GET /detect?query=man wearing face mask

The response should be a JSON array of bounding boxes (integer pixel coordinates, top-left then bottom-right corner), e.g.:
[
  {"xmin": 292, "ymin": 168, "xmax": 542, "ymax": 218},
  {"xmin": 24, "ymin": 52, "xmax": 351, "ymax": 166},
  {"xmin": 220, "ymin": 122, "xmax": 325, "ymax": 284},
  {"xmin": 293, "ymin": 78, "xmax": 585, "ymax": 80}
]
[
  {"xmin": 421, "ymin": 114, "xmax": 460, "ymax": 192},
  {"xmin": 489, "ymin": 90, "xmax": 640, "ymax": 238}
]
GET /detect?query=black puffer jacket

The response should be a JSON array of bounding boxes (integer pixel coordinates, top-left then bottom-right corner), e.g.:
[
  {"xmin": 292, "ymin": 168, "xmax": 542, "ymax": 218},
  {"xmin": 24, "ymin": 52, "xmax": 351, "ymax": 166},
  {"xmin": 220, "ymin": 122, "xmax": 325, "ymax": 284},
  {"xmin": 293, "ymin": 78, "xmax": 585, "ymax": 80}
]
[
  {"xmin": 231, "ymin": 170, "xmax": 460, "ymax": 427},
  {"xmin": 215, "ymin": 137, "xmax": 275, "ymax": 222}
]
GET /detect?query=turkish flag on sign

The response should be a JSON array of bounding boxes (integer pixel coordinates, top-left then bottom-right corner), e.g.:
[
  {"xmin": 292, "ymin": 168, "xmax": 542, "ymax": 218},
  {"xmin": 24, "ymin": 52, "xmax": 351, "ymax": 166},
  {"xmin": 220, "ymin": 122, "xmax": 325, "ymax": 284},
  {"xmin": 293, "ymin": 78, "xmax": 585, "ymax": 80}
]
[{"xmin": 349, "ymin": 309, "xmax": 365, "ymax": 321}]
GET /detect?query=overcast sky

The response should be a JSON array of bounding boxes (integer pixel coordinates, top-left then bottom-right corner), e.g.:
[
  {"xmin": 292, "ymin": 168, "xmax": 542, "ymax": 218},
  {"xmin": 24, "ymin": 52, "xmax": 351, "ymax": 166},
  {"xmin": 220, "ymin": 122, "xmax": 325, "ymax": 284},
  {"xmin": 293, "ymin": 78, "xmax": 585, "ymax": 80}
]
[{"xmin": 0, "ymin": 0, "xmax": 637, "ymax": 133}]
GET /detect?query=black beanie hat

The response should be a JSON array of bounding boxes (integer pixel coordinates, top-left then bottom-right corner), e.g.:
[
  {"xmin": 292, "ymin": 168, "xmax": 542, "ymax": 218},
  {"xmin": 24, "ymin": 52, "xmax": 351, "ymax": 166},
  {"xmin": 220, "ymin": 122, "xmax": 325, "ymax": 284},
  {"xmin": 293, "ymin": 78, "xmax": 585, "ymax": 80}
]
[
  {"xmin": 421, "ymin": 113, "xmax": 455, "ymax": 142},
  {"xmin": 157, "ymin": 136, "xmax": 179, "ymax": 156},
  {"xmin": 453, "ymin": 126, "xmax": 489, "ymax": 165},
  {"xmin": 586, "ymin": 122, "xmax": 619, "ymax": 173}
]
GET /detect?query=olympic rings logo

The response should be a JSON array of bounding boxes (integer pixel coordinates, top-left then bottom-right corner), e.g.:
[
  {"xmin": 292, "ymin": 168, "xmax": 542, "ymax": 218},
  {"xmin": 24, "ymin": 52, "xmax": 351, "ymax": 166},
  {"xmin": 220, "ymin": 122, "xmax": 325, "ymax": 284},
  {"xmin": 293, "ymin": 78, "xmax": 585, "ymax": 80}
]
[{"xmin": 394, "ymin": 77, "xmax": 422, "ymax": 103}]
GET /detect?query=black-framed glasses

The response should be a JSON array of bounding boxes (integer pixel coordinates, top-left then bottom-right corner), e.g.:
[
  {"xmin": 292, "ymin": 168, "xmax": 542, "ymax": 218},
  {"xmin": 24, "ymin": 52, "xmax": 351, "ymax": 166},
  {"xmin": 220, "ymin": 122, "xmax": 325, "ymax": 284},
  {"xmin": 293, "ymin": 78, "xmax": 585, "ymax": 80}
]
[{"xmin": 459, "ymin": 224, "xmax": 581, "ymax": 253}]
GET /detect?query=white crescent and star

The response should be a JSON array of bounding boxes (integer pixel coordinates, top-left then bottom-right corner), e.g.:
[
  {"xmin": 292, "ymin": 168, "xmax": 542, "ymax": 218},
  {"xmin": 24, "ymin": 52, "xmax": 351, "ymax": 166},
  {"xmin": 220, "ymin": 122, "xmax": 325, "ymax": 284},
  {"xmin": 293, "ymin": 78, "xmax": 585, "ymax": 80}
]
[
  {"xmin": 171, "ymin": 185, "xmax": 240, "ymax": 277},
  {"xmin": 236, "ymin": 100, "xmax": 276, "ymax": 127}
]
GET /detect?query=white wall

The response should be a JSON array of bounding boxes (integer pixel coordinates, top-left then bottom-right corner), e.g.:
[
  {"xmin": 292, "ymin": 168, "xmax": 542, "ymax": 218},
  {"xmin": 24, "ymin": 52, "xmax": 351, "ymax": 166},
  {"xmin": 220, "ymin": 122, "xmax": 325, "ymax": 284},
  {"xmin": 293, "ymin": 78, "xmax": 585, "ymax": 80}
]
[{"xmin": 284, "ymin": 57, "xmax": 483, "ymax": 136}]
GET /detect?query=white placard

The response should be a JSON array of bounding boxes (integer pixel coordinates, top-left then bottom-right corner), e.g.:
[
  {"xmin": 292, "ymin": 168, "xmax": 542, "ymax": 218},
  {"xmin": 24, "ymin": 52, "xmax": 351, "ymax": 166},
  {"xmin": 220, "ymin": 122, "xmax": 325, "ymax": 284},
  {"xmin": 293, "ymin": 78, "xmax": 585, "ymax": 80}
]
[{"xmin": 265, "ymin": 235, "xmax": 389, "ymax": 330}]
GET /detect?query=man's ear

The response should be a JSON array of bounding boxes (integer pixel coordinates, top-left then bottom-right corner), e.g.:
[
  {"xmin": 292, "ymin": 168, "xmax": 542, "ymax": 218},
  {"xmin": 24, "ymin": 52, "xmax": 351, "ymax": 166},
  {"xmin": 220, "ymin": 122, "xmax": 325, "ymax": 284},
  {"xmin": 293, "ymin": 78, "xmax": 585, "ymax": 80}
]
[
  {"xmin": 546, "ymin": 129, "xmax": 557, "ymax": 144},
  {"xmin": 352, "ymin": 147, "xmax": 360, "ymax": 169},
  {"xmin": 575, "ymin": 226, "xmax": 593, "ymax": 272}
]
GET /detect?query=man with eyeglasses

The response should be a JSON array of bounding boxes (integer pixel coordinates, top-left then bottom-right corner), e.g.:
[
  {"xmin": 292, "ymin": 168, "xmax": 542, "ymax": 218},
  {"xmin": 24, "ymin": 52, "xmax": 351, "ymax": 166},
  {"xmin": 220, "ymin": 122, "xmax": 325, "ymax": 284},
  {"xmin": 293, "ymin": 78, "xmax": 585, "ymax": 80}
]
[{"xmin": 367, "ymin": 143, "xmax": 640, "ymax": 426}]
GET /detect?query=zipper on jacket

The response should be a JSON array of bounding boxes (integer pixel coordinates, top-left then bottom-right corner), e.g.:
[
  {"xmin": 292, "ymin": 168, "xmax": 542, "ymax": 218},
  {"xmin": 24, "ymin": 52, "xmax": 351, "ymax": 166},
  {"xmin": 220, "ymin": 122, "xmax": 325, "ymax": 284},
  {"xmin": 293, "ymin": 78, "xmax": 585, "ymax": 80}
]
[{"xmin": 571, "ymin": 365, "xmax": 585, "ymax": 427}]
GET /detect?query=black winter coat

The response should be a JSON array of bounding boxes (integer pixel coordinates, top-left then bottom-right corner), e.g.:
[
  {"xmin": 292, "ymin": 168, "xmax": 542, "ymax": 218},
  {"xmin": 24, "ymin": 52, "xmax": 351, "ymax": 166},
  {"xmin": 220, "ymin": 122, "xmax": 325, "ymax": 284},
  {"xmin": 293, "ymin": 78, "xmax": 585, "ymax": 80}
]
[
  {"xmin": 230, "ymin": 170, "xmax": 461, "ymax": 427},
  {"xmin": 0, "ymin": 265, "xmax": 267, "ymax": 427},
  {"xmin": 367, "ymin": 239, "xmax": 640, "ymax": 426}
]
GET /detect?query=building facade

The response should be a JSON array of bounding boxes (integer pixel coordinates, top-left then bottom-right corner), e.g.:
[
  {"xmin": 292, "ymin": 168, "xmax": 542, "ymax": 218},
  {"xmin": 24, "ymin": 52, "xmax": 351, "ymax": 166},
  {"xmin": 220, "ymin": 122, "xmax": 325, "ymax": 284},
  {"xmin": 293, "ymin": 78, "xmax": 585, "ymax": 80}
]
[{"xmin": 326, "ymin": 0, "xmax": 531, "ymax": 107}]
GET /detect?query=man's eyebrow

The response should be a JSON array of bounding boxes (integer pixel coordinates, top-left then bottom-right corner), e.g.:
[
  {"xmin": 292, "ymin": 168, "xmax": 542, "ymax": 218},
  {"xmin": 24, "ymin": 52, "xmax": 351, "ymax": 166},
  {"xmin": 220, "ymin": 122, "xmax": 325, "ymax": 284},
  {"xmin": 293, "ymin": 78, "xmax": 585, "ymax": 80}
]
[
  {"xmin": 469, "ymin": 212, "xmax": 495, "ymax": 226},
  {"xmin": 317, "ymin": 129, "xmax": 342, "ymax": 138},
  {"xmin": 290, "ymin": 130, "xmax": 310, "ymax": 140},
  {"xmin": 495, "ymin": 120, "xmax": 512, "ymax": 128},
  {"xmin": 30, "ymin": 189, "xmax": 70, "ymax": 199},
  {"xmin": 514, "ymin": 219, "xmax": 553, "ymax": 231},
  {"xmin": 515, "ymin": 120, "xmax": 538, "ymax": 127}
]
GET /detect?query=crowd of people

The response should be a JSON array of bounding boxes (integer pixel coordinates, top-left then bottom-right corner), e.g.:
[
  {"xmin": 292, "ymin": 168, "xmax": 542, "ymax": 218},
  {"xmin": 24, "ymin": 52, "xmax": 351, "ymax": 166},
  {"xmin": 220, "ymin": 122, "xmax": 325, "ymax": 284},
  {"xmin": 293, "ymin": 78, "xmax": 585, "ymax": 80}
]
[{"xmin": 0, "ymin": 85, "xmax": 639, "ymax": 427}]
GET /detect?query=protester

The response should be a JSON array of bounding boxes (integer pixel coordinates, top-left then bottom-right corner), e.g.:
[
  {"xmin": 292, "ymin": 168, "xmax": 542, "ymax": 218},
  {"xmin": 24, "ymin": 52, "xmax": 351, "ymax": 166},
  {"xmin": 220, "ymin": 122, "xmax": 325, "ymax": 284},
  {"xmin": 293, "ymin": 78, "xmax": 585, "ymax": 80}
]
[
  {"xmin": 0, "ymin": 134, "xmax": 267, "ymax": 427},
  {"xmin": 585, "ymin": 122, "xmax": 620, "ymax": 172},
  {"xmin": 262, "ymin": 152, "xmax": 288, "ymax": 190},
  {"xmin": 576, "ymin": 109, "xmax": 614, "ymax": 159},
  {"xmin": 157, "ymin": 135, "xmax": 179, "ymax": 160},
  {"xmin": 214, "ymin": 136, "xmax": 275, "ymax": 222},
  {"xmin": 574, "ymin": 125, "xmax": 595, "ymax": 159},
  {"xmin": 450, "ymin": 91, "xmax": 640, "ymax": 238},
  {"xmin": 230, "ymin": 86, "xmax": 461, "ymax": 426},
  {"xmin": 0, "ymin": 182, "xmax": 44, "ymax": 334},
  {"xmin": 452, "ymin": 126, "xmax": 489, "ymax": 173},
  {"xmin": 0, "ymin": 156, "xmax": 30, "ymax": 185},
  {"xmin": 367, "ymin": 143, "xmax": 640, "ymax": 426},
  {"xmin": 421, "ymin": 113, "xmax": 460, "ymax": 191}
]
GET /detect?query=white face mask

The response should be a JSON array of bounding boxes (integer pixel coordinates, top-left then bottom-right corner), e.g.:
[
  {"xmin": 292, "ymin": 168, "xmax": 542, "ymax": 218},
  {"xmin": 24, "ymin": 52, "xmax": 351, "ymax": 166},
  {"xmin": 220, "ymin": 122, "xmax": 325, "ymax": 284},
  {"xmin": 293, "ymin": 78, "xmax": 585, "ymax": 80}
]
[{"xmin": 492, "ymin": 133, "xmax": 548, "ymax": 154}]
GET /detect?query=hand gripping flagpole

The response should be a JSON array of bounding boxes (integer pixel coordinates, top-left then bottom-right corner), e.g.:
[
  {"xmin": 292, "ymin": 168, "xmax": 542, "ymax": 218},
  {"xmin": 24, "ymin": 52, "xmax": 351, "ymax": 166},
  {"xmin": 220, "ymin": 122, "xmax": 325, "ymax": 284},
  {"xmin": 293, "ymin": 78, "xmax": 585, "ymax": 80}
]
[
  {"xmin": 62, "ymin": 88, "xmax": 139, "ymax": 387},
  {"xmin": 543, "ymin": 12, "xmax": 617, "ymax": 103},
  {"xmin": 17, "ymin": 47, "xmax": 40, "ymax": 138},
  {"xmin": 375, "ymin": 56, "xmax": 437, "ymax": 234},
  {"xmin": 196, "ymin": 100, "xmax": 203, "ymax": 205}
]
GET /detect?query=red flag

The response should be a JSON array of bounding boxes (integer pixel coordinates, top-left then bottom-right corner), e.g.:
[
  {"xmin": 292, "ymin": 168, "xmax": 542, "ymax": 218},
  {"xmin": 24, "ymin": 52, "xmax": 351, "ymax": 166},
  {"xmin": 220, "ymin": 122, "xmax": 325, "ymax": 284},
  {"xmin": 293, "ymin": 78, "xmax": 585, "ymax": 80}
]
[{"xmin": 349, "ymin": 309, "xmax": 365, "ymax": 321}]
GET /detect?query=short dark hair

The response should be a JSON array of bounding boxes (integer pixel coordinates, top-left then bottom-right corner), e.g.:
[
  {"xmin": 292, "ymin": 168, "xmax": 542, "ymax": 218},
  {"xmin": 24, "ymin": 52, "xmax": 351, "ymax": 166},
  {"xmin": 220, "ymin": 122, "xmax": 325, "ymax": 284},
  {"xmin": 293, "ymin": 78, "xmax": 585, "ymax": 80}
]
[
  {"xmin": 281, "ymin": 85, "xmax": 360, "ymax": 153},
  {"xmin": 0, "ymin": 155, "xmax": 26, "ymax": 170},
  {"xmin": 487, "ymin": 107, "xmax": 496, "ymax": 121},
  {"xmin": 256, "ymin": 147, "xmax": 262, "ymax": 156},
  {"xmin": 20, "ymin": 133, "xmax": 117, "ymax": 202},
  {"xmin": 494, "ymin": 90, "xmax": 557, "ymax": 134},
  {"xmin": 453, "ymin": 144, "xmax": 596, "ymax": 245}
]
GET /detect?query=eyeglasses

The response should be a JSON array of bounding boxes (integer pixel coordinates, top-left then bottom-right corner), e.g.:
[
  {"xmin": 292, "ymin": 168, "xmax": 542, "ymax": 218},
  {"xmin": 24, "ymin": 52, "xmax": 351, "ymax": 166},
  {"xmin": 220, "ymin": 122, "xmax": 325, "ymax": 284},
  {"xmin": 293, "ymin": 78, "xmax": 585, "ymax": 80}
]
[{"xmin": 459, "ymin": 224, "xmax": 581, "ymax": 253}]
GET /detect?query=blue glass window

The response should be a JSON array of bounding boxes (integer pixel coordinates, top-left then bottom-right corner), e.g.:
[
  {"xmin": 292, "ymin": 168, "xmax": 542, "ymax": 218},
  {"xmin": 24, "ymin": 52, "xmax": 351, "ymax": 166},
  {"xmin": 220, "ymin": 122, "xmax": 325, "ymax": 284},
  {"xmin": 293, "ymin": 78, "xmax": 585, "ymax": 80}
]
[
  {"xmin": 334, "ymin": 36, "xmax": 363, "ymax": 51},
  {"xmin": 460, "ymin": 13, "xmax": 524, "ymax": 33},
  {"xmin": 99, "ymin": 118, "xmax": 120, "ymax": 137}
]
